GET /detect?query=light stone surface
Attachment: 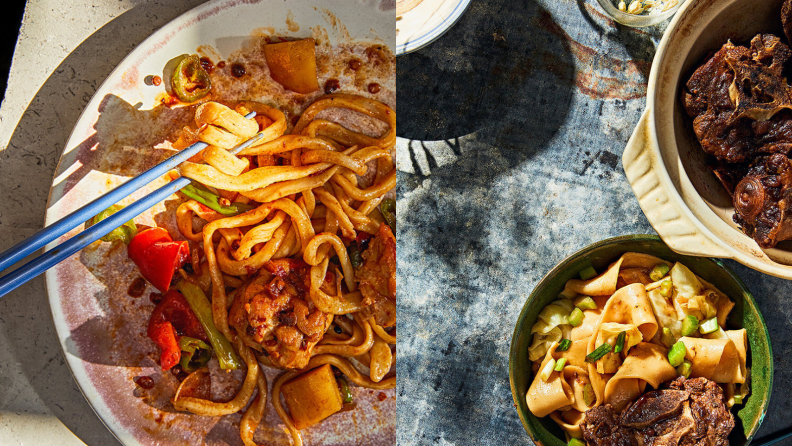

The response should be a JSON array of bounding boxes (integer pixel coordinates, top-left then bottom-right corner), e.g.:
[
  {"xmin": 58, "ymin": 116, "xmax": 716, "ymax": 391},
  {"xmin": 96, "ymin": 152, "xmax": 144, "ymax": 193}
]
[
  {"xmin": 0, "ymin": 1, "xmax": 205, "ymax": 444},
  {"xmin": 396, "ymin": 0, "xmax": 792, "ymax": 444}
]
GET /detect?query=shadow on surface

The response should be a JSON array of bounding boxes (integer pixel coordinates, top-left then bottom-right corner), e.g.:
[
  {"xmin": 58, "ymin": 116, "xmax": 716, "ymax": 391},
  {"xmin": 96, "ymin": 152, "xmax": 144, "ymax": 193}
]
[
  {"xmin": 396, "ymin": 0, "xmax": 575, "ymax": 443},
  {"xmin": 0, "ymin": 1, "xmax": 205, "ymax": 445}
]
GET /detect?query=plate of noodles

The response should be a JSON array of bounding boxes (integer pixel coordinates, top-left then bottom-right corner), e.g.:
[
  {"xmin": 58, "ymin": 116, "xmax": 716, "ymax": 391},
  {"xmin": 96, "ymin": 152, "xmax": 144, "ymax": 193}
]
[
  {"xmin": 396, "ymin": 0, "xmax": 472, "ymax": 55},
  {"xmin": 44, "ymin": 0, "xmax": 395, "ymax": 445},
  {"xmin": 508, "ymin": 235, "xmax": 772, "ymax": 446}
]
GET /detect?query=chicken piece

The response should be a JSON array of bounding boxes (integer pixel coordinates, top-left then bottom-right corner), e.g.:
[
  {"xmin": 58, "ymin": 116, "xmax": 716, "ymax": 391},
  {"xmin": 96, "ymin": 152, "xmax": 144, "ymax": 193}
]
[
  {"xmin": 356, "ymin": 223, "xmax": 397, "ymax": 327},
  {"xmin": 732, "ymin": 152, "xmax": 792, "ymax": 248},
  {"xmin": 228, "ymin": 259, "xmax": 329, "ymax": 369}
]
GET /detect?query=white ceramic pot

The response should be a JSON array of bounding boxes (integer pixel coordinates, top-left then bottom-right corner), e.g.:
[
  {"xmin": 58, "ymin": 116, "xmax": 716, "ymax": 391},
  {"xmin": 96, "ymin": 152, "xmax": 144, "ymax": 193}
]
[{"xmin": 622, "ymin": 0, "xmax": 792, "ymax": 279}]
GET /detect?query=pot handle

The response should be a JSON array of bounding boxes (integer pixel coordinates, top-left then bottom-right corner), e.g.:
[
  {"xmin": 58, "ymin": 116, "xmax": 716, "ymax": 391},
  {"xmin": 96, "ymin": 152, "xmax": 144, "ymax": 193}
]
[{"xmin": 622, "ymin": 109, "xmax": 731, "ymax": 259}]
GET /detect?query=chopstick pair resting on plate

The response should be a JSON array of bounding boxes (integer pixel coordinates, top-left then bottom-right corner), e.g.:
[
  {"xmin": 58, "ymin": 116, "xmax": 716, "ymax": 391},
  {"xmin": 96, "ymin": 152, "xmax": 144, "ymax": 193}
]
[{"xmin": 0, "ymin": 112, "xmax": 263, "ymax": 298}]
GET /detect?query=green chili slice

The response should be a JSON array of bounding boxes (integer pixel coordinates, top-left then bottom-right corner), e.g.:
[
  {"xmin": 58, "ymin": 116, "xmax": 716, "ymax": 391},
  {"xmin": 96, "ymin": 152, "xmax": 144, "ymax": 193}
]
[
  {"xmin": 338, "ymin": 376, "xmax": 353, "ymax": 404},
  {"xmin": 614, "ymin": 331, "xmax": 626, "ymax": 354},
  {"xmin": 585, "ymin": 343, "xmax": 612, "ymax": 363},
  {"xmin": 380, "ymin": 198, "xmax": 396, "ymax": 234},
  {"xmin": 556, "ymin": 339, "xmax": 572, "ymax": 352},
  {"xmin": 171, "ymin": 54, "xmax": 211, "ymax": 103},
  {"xmin": 181, "ymin": 183, "xmax": 254, "ymax": 216},
  {"xmin": 178, "ymin": 336, "xmax": 213, "ymax": 373},
  {"xmin": 177, "ymin": 281, "xmax": 242, "ymax": 370},
  {"xmin": 86, "ymin": 204, "xmax": 137, "ymax": 244},
  {"xmin": 348, "ymin": 244, "xmax": 363, "ymax": 269}
]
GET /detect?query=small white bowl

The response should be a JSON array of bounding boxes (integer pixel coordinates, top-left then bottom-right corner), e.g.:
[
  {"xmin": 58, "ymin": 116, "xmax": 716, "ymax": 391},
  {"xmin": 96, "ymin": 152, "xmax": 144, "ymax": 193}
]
[
  {"xmin": 396, "ymin": 0, "xmax": 472, "ymax": 55},
  {"xmin": 622, "ymin": 0, "xmax": 792, "ymax": 278},
  {"xmin": 595, "ymin": 0, "xmax": 685, "ymax": 28}
]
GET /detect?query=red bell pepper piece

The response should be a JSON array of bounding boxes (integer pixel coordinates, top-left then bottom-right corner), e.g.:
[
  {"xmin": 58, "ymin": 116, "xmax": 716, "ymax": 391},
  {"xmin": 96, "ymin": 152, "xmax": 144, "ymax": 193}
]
[
  {"xmin": 147, "ymin": 290, "xmax": 208, "ymax": 371},
  {"xmin": 147, "ymin": 321, "xmax": 181, "ymax": 371},
  {"xmin": 149, "ymin": 290, "xmax": 208, "ymax": 341},
  {"xmin": 127, "ymin": 227, "xmax": 189, "ymax": 293}
]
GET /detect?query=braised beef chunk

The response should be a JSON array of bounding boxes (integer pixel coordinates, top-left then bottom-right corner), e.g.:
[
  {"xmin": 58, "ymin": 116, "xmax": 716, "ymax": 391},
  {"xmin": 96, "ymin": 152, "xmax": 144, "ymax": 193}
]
[
  {"xmin": 620, "ymin": 389, "xmax": 689, "ymax": 429},
  {"xmin": 583, "ymin": 378, "xmax": 733, "ymax": 446},
  {"xmin": 709, "ymin": 160, "xmax": 750, "ymax": 195},
  {"xmin": 668, "ymin": 377, "xmax": 734, "ymax": 446},
  {"xmin": 683, "ymin": 26, "xmax": 792, "ymax": 248},
  {"xmin": 732, "ymin": 153, "xmax": 792, "ymax": 248},
  {"xmin": 783, "ymin": 0, "xmax": 792, "ymax": 43},
  {"xmin": 684, "ymin": 34, "xmax": 792, "ymax": 163},
  {"xmin": 581, "ymin": 405, "xmax": 638, "ymax": 446}
]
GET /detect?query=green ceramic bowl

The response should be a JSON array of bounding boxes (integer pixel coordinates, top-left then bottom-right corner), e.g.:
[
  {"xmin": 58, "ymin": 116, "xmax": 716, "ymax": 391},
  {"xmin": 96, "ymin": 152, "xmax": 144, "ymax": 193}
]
[{"xmin": 508, "ymin": 235, "xmax": 772, "ymax": 446}]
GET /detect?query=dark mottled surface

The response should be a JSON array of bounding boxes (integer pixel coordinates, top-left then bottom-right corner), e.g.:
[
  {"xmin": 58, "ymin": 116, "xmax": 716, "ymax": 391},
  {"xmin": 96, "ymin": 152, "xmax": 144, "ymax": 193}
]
[{"xmin": 395, "ymin": 0, "xmax": 792, "ymax": 444}]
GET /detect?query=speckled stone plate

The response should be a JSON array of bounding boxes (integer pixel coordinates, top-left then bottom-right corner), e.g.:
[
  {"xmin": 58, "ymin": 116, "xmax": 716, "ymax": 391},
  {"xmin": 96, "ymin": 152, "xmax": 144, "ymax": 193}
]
[
  {"xmin": 509, "ymin": 235, "xmax": 772, "ymax": 446},
  {"xmin": 43, "ymin": 1, "xmax": 395, "ymax": 445}
]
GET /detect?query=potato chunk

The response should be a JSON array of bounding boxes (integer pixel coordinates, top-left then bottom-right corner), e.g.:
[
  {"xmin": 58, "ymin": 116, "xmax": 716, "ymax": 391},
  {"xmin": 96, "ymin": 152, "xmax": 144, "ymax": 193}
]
[
  {"xmin": 263, "ymin": 38, "xmax": 319, "ymax": 94},
  {"xmin": 281, "ymin": 363, "xmax": 343, "ymax": 430}
]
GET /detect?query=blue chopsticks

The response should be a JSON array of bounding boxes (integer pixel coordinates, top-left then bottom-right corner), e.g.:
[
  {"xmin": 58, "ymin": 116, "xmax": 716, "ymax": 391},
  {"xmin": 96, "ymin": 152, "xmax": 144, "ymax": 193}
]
[{"xmin": 0, "ymin": 112, "xmax": 263, "ymax": 298}]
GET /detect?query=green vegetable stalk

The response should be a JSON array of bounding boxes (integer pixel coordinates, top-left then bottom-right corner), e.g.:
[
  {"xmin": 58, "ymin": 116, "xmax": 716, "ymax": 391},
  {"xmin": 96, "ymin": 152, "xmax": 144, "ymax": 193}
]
[
  {"xmin": 181, "ymin": 183, "xmax": 254, "ymax": 216},
  {"xmin": 380, "ymin": 198, "xmax": 396, "ymax": 234},
  {"xmin": 348, "ymin": 244, "xmax": 363, "ymax": 269},
  {"xmin": 86, "ymin": 204, "xmax": 137, "ymax": 244},
  {"xmin": 177, "ymin": 281, "xmax": 242, "ymax": 370},
  {"xmin": 338, "ymin": 376, "xmax": 353, "ymax": 404}
]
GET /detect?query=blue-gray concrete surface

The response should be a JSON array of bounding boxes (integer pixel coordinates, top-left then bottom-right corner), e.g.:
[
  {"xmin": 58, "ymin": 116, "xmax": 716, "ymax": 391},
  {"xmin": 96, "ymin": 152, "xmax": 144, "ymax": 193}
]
[{"xmin": 395, "ymin": 0, "xmax": 792, "ymax": 444}]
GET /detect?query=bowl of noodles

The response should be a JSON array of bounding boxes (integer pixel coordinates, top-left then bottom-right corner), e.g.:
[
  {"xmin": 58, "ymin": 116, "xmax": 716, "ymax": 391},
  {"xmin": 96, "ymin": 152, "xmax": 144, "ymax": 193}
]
[
  {"xmin": 44, "ymin": 1, "xmax": 395, "ymax": 445},
  {"xmin": 508, "ymin": 234, "xmax": 772, "ymax": 446}
]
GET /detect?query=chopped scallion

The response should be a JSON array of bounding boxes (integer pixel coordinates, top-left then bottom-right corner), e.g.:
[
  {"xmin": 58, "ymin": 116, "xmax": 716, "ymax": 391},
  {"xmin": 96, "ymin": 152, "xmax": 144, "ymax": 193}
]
[
  {"xmin": 681, "ymin": 315, "xmax": 699, "ymax": 337},
  {"xmin": 557, "ymin": 339, "xmax": 572, "ymax": 352},
  {"xmin": 677, "ymin": 360, "xmax": 693, "ymax": 378},
  {"xmin": 661, "ymin": 327, "xmax": 676, "ymax": 348},
  {"xmin": 583, "ymin": 383, "xmax": 595, "ymax": 406},
  {"xmin": 554, "ymin": 357, "xmax": 567, "ymax": 372},
  {"xmin": 614, "ymin": 331, "xmax": 626, "ymax": 354},
  {"xmin": 733, "ymin": 395, "xmax": 743, "ymax": 405},
  {"xmin": 568, "ymin": 308, "xmax": 584, "ymax": 327},
  {"xmin": 700, "ymin": 317, "xmax": 719, "ymax": 334},
  {"xmin": 567, "ymin": 439, "xmax": 586, "ymax": 446},
  {"xmin": 585, "ymin": 343, "xmax": 612, "ymax": 363},
  {"xmin": 659, "ymin": 279, "xmax": 673, "ymax": 297},
  {"xmin": 559, "ymin": 288, "xmax": 577, "ymax": 300},
  {"xmin": 668, "ymin": 341, "xmax": 687, "ymax": 367},
  {"xmin": 650, "ymin": 263, "xmax": 671, "ymax": 282},
  {"xmin": 574, "ymin": 296, "xmax": 598, "ymax": 310},
  {"xmin": 579, "ymin": 266, "xmax": 597, "ymax": 280},
  {"xmin": 540, "ymin": 358, "xmax": 556, "ymax": 382}
]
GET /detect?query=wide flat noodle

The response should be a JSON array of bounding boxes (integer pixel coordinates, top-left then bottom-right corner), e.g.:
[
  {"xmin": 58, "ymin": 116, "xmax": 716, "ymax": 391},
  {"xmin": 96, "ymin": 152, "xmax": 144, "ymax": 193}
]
[
  {"xmin": 647, "ymin": 287, "xmax": 683, "ymax": 339},
  {"xmin": 565, "ymin": 253, "xmax": 670, "ymax": 296},
  {"xmin": 550, "ymin": 409, "xmax": 586, "ymax": 440},
  {"xmin": 603, "ymin": 342, "xmax": 677, "ymax": 412},
  {"xmin": 680, "ymin": 335, "xmax": 746, "ymax": 384},
  {"xmin": 526, "ymin": 343, "xmax": 574, "ymax": 417},
  {"xmin": 559, "ymin": 310, "xmax": 600, "ymax": 368},
  {"xmin": 587, "ymin": 283, "xmax": 660, "ymax": 406}
]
